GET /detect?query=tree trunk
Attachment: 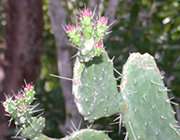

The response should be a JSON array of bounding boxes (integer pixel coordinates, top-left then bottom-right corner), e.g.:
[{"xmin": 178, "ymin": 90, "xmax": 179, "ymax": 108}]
[
  {"xmin": 48, "ymin": 0, "xmax": 83, "ymax": 135},
  {"xmin": 0, "ymin": 0, "xmax": 43, "ymax": 139}
]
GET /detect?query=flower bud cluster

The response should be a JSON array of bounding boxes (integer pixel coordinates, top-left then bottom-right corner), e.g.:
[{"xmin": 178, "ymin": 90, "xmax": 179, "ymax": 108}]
[
  {"xmin": 64, "ymin": 8, "xmax": 109, "ymax": 62},
  {"xmin": 3, "ymin": 83, "xmax": 45, "ymax": 138},
  {"xmin": 3, "ymin": 83, "xmax": 36, "ymax": 124}
]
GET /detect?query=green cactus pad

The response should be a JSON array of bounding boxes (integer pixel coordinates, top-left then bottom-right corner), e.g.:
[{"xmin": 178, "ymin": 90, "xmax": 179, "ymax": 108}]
[
  {"xmin": 61, "ymin": 129, "xmax": 111, "ymax": 140},
  {"xmin": 31, "ymin": 129, "xmax": 111, "ymax": 140},
  {"xmin": 120, "ymin": 53, "xmax": 180, "ymax": 140},
  {"xmin": 21, "ymin": 117, "xmax": 45, "ymax": 139},
  {"xmin": 73, "ymin": 53, "xmax": 123, "ymax": 121}
]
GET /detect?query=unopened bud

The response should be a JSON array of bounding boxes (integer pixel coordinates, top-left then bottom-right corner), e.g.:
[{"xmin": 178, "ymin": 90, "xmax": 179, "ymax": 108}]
[
  {"xmin": 79, "ymin": 8, "xmax": 93, "ymax": 19},
  {"xmin": 64, "ymin": 24, "xmax": 81, "ymax": 46},
  {"xmin": 97, "ymin": 16, "xmax": 108, "ymax": 26}
]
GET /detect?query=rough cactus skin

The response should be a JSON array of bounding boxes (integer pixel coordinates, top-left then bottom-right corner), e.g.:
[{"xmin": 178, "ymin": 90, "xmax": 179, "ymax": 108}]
[
  {"xmin": 61, "ymin": 129, "xmax": 111, "ymax": 140},
  {"xmin": 73, "ymin": 52, "xmax": 123, "ymax": 121},
  {"xmin": 120, "ymin": 53, "xmax": 180, "ymax": 140},
  {"xmin": 21, "ymin": 117, "xmax": 45, "ymax": 139}
]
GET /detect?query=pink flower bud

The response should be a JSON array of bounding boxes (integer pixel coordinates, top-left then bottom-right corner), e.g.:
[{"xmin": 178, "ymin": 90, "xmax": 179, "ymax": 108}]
[
  {"xmin": 64, "ymin": 24, "xmax": 77, "ymax": 33},
  {"xmin": 24, "ymin": 83, "xmax": 33, "ymax": 91},
  {"xmin": 79, "ymin": 8, "xmax": 93, "ymax": 18},
  {"xmin": 97, "ymin": 16, "xmax": 108, "ymax": 25},
  {"xmin": 14, "ymin": 92, "xmax": 25, "ymax": 100},
  {"xmin": 95, "ymin": 40, "xmax": 103, "ymax": 48}
]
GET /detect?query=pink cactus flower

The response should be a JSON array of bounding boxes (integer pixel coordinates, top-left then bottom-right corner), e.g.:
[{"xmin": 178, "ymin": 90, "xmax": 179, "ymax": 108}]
[
  {"xmin": 80, "ymin": 8, "xmax": 93, "ymax": 18},
  {"xmin": 97, "ymin": 16, "xmax": 108, "ymax": 25},
  {"xmin": 64, "ymin": 24, "xmax": 77, "ymax": 33}
]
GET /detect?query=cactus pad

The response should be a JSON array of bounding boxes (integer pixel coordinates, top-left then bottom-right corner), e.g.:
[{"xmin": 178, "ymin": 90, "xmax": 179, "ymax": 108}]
[
  {"xmin": 61, "ymin": 129, "xmax": 111, "ymax": 140},
  {"xmin": 21, "ymin": 117, "xmax": 45, "ymax": 139},
  {"xmin": 73, "ymin": 53, "xmax": 123, "ymax": 121},
  {"xmin": 120, "ymin": 53, "xmax": 180, "ymax": 140}
]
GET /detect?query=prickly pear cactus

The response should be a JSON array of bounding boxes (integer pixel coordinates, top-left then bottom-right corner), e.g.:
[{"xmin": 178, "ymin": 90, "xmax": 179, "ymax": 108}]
[
  {"xmin": 120, "ymin": 53, "xmax": 180, "ymax": 140},
  {"xmin": 73, "ymin": 53, "xmax": 123, "ymax": 121},
  {"xmin": 3, "ymin": 84, "xmax": 46, "ymax": 139},
  {"xmin": 65, "ymin": 8, "xmax": 123, "ymax": 121},
  {"xmin": 61, "ymin": 129, "xmax": 111, "ymax": 140},
  {"xmin": 3, "ymin": 7, "xmax": 180, "ymax": 140}
]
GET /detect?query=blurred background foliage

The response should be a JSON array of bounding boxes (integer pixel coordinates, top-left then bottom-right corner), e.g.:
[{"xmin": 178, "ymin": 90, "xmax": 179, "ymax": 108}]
[{"xmin": 0, "ymin": 0, "xmax": 179, "ymax": 139}]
